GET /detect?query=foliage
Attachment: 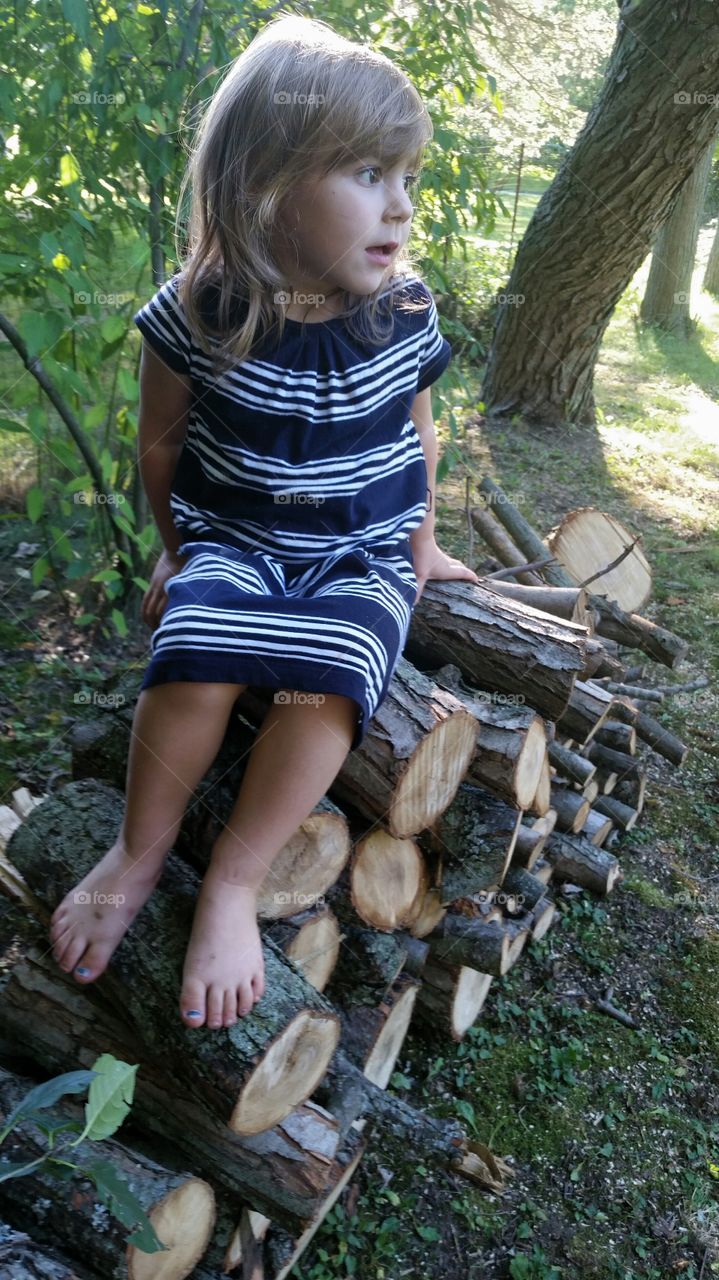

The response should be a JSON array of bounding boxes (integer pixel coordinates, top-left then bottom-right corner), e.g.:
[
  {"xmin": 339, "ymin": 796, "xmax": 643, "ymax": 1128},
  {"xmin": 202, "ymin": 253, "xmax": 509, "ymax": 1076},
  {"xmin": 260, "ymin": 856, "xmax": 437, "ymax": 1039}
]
[{"xmin": 0, "ymin": 1053, "xmax": 167, "ymax": 1253}]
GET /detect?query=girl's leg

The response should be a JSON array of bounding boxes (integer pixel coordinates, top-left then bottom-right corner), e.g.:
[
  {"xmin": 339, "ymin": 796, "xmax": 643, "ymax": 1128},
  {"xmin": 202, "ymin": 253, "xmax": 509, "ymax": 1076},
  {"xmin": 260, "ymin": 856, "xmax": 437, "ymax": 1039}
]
[
  {"xmin": 50, "ymin": 681, "xmax": 246, "ymax": 982},
  {"xmin": 179, "ymin": 691, "xmax": 357, "ymax": 1030}
]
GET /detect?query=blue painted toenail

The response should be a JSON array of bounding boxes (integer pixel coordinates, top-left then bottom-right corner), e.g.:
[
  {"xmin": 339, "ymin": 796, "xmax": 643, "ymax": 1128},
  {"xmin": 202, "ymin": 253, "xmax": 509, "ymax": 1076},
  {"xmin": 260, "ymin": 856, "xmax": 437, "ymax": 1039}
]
[
  {"xmin": 185, "ymin": 1010, "xmax": 202, "ymax": 1017},
  {"xmin": 75, "ymin": 967, "xmax": 90, "ymax": 975}
]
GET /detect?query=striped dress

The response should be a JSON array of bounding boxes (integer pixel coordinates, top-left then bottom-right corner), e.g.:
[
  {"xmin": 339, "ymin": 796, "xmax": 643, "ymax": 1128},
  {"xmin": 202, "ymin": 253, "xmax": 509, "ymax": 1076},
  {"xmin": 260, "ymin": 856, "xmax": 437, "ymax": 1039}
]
[{"xmin": 132, "ymin": 272, "xmax": 452, "ymax": 751}]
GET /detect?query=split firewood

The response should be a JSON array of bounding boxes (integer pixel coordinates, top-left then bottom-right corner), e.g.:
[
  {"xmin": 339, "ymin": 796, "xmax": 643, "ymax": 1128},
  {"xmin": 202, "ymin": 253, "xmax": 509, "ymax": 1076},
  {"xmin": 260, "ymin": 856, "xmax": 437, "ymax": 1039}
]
[
  {"xmin": 544, "ymin": 507, "xmax": 652, "ymax": 613},
  {"xmin": 431, "ymin": 663, "xmax": 548, "ymax": 809},
  {"xmin": 406, "ymin": 580, "xmax": 594, "ymax": 720},
  {"xmin": 543, "ymin": 833, "xmax": 622, "ymax": 895},
  {"xmin": 477, "ymin": 477, "xmax": 688, "ymax": 668},
  {"xmin": 6, "ymin": 782, "xmax": 342, "ymax": 1139},
  {"xmin": 0, "ymin": 1066, "xmax": 217, "ymax": 1280}
]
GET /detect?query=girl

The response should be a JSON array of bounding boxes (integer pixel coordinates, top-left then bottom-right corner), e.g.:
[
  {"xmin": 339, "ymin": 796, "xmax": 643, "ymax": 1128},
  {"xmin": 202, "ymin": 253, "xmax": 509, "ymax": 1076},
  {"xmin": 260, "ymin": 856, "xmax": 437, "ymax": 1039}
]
[{"xmin": 49, "ymin": 12, "xmax": 479, "ymax": 1031}]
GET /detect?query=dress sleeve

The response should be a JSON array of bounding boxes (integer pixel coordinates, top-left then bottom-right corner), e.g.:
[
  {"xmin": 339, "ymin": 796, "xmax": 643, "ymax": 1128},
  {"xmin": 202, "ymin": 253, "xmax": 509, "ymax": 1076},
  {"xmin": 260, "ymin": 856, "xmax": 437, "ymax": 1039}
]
[
  {"xmin": 416, "ymin": 286, "xmax": 452, "ymax": 392},
  {"xmin": 133, "ymin": 274, "xmax": 192, "ymax": 376}
]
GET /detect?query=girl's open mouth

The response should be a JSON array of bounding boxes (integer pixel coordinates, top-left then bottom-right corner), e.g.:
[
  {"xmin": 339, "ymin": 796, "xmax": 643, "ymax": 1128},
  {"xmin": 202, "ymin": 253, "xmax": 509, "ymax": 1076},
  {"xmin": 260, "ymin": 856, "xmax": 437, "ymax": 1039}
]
[{"xmin": 365, "ymin": 243, "xmax": 399, "ymax": 265}]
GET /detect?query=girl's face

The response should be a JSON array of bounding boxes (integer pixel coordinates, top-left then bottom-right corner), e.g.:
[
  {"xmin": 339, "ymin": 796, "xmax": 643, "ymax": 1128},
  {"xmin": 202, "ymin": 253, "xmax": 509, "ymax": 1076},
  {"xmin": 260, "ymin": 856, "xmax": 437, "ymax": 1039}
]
[{"xmin": 276, "ymin": 155, "xmax": 417, "ymax": 310}]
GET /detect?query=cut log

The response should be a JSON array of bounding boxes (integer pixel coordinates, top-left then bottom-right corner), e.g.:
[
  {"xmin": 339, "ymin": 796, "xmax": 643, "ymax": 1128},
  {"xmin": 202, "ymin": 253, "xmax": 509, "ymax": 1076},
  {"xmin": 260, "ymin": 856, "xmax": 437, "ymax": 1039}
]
[
  {"xmin": 0, "ymin": 911, "xmax": 346, "ymax": 1229},
  {"xmin": 350, "ymin": 829, "xmax": 428, "ymax": 930},
  {"xmin": 501, "ymin": 866, "xmax": 548, "ymax": 913},
  {"xmin": 478, "ymin": 477, "xmax": 688, "ymax": 668},
  {"xmin": 413, "ymin": 955, "xmax": 493, "ymax": 1040},
  {"xmin": 334, "ymin": 975, "xmax": 420, "ymax": 1088},
  {"xmin": 547, "ymin": 741, "xmax": 596, "ymax": 785},
  {"xmin": 471, "ymin": 503, "xmax": 544, "ymax": 585},
  {"xmin": 545, "ymin": 507, "xmax": 652, "ymax": 612},
  {"xmin": 423, "ymin": 914, "xmax": 516, "ymax": 976},
  {"xmin": 422, "ymin": 784, "xmax": 521, "ymax": 903},
  {"xmin": 593, "ymin": 795, "xmax": 639, "ymax": 832},
  {"xmin": 580, "ymin": 809, "xmax": 614, "ymax": 846},
  {"xmin": 593, "ymin": 769, "xmax": 619, "ymax": 795},
  {"xmin": 264, "ymin": 906, "xmax": 341, "ymax": 992},
  {"xmin": 480, "ymin": 578, "xmax": 592, "ymax": 625},
  {"xmin": 0, "ymin": 1066, "xmax": 216, "ymax": 1280},
  {"xmin": 405, "ymin": 580, "xmax": 591, "ymax": 720},
  {"xmin": 580, "ymin": 779, "xmax": 600, "ymax": 804},
  {"xmin": 555, "ymin": 680, "xmax": 614, "ymax": 744},
  {"xmin": 298, "ymin": 657, "xmax": 479, "ymax": 838},
  {"xmin": 431, "ymin": 663, "xmax": 548, "ymax": 809},
  {"xmin": 610, "ymin": 699, "xmax": 689, "ymax": 766},
  {"xmin": 613, "ymin": 776, "xmax": 647, "ymax": 814},
  {"xmin": 0, "ymin": 1226, "xmax": 100, "ymax": 1280},
  {"xmin": 530, "ymin": 752, "xmax": 552, "ymax": 816},
  {"xmin": 6, "ymin": 782, "xmax": 341, "ymax": 1138},
  {"xmin": 584, "ymin": 741, "xmax": 644, "ymax": 782},
  {"xmin": 512, "ymin": 824, "xmax": 550, "ymax": 868},
  {"xmin": 544, "ymin": 833, "xmax": 622, "ymax": 895},
  {"xmin": 594, "ymin": 720, "xmax": 637, "ymax": 755},
  {"xmin": 550, "ymin": 787, "xmax": 591, "ymax": 834}
]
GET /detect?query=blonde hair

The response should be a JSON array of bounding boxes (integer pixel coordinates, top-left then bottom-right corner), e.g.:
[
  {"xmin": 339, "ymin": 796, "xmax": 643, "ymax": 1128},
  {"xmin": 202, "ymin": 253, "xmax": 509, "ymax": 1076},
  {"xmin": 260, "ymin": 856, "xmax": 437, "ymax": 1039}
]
[{"xmin": 174, "ymin": 11, "xmax": 434, "ymax": 372}]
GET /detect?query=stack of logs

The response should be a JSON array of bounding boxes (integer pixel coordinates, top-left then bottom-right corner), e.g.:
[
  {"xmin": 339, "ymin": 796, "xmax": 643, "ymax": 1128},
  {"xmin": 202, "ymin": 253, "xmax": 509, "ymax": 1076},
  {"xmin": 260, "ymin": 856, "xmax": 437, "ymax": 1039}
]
[{"xmin": 0, "ymin": 481, "xmax": 692, "ymax": 1280}]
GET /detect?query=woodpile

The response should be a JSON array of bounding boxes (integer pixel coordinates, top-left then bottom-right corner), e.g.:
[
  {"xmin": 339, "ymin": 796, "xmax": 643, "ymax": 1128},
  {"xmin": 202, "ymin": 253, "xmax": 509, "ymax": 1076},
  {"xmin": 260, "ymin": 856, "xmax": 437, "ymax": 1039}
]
[{"xmin": 0, "ymin": 478, "xmax": 694, "ymax": 1277}]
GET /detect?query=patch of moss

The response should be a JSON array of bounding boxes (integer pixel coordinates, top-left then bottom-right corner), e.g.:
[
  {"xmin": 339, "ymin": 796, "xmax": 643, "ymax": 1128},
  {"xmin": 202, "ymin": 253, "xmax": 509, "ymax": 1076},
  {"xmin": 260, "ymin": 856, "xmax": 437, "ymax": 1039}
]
[
  {"xmin": 621, "ymin": 875, "xmax": 675, "ymax": 910},
  {"xmin": 661, "ymin": 934, "xmax": 719, "ymax": 1058}
]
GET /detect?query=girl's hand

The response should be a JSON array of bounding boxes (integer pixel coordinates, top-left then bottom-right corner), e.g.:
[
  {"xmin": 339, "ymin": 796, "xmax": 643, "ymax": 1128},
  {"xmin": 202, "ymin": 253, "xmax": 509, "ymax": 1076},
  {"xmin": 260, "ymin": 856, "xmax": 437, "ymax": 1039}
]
[
  {"xmin": 142, "ymin": 548, "xmax": 188, "ymax": 630},
  {"xmin": 412, "ymin": 539, "xmax": 480, "ymax": 606}
]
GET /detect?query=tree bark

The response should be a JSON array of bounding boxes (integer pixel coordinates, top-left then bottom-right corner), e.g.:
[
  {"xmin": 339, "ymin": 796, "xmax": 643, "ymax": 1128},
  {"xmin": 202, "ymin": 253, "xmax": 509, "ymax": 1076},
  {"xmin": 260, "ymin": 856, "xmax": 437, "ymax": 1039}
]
[
  {"xmin": 481, "ymin": 0, "xmax": 719, "ymax": 424},
  {"xmin": 640, "ymin": 134, "xmax": 716, "ymax": 335}
]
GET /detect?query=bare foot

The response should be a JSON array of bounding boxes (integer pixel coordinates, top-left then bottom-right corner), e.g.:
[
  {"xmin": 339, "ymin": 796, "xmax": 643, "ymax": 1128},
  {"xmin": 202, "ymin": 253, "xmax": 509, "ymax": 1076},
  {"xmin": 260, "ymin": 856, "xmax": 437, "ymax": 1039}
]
[
  {"xmin": 179, "ymin": 866, "xmax": 265, "ymax": 1030},
  {"xmin": 49, "ymin": 843, "xmax": 165, "ymax": 984}
]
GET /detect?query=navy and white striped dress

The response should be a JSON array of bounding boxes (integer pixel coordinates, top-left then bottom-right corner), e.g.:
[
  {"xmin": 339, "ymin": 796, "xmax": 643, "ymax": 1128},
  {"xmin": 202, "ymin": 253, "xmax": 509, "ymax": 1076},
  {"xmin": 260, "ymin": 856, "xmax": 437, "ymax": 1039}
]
[{"xmin": 132, "ymin": 273, "xmax": 451, "ymax": 751}]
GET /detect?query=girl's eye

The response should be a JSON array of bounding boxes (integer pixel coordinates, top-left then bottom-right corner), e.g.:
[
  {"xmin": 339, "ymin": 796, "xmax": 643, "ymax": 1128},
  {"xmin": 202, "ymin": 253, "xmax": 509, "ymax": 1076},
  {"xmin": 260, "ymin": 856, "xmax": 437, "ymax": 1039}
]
[{"xmin": 357, "ymin": 167, "xmax": 419, "ymax": 193}]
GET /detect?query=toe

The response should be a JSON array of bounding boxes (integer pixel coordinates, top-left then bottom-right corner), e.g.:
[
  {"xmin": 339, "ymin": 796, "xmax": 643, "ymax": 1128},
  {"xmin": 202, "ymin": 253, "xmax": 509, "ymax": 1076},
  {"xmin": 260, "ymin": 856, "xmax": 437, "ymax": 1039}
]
[
  {"xmin": 252, "ymin": 970, "xmax": 265, "ymax": 1002},
  {"xmin": 206, "ymin": 985, "xmax": 225, "ymax": 1029},
  {"xmin": 180, "ymin": 978, "xmax": 207, "ymax": 1028},
  {"xmin": 222, "ymin": 990, "xmax": 238, "ymax": 1027},
  {"xmin": 238, "ymin": 981, "xmax": 254, "ymax": 1017},
  {"xmin": 72, "ymin": 942, "xmax": 114, "ymax": 983}
]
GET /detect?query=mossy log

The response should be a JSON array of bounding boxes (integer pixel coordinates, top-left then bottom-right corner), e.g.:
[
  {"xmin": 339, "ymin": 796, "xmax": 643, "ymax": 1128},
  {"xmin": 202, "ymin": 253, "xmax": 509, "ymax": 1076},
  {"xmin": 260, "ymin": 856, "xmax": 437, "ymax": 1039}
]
[{"xmin": 6, "ymin": 781, "xmax": 341, "ymax": 1138}]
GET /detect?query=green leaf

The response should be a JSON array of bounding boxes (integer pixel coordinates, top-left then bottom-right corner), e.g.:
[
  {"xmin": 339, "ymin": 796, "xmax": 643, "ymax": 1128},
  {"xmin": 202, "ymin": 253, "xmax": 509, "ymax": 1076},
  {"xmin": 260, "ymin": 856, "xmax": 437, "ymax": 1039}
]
[
  {"xmin": 68, "ymin": 1055, "xmax": 138, "ymax": 1146},
  {"xmin": 0, "ymin": 416, "xmax": 29, "ymax": 434},
  {"xmin": 112, "ymin": 608, "xmax": 128, "ymax": 637},
  {"xmin": 31, "ymin": 557, "xmax": 51, "ymax": 586},
  {"xmin": 0, "ymin": 1154, "xmax": 49, "ymax": 1182},
  {"xmin": 80, "ymin": 1156, "xmax": 169, "ymax": 1253},
  {"xmin": 26, "ymin": 487, "xmax": 44, "ymax": 523},
  {"xmin": 62, "ymin": 0, "xmax": 91, "ymax": 40},
  {"xmin": 0, "ymin": 1070, "xmax": 97, "ymax": 1142},
  {"xmin": 100, "ymin": 314, "xmax": 126, "ymax": 343}
]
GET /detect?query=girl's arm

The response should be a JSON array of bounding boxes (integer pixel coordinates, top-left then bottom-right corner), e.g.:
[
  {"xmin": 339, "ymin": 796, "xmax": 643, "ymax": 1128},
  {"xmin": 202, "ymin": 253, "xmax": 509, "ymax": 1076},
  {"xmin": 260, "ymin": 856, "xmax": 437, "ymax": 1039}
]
[
  {"xmin": 408, "ymin": 388, "xmax": 479, "ymax": 603},
  {"xmin": 137, "ymin": 341, "xmax": 192, "ymax": 555},
  {"xmin": 137, "ymin": 341, "xmax": 192, "ymax": 628}
]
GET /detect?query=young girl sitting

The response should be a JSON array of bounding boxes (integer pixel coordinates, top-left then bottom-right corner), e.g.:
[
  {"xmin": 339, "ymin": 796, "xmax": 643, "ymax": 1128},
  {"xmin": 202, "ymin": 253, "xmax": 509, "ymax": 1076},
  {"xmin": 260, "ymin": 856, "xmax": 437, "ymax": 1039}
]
[{"xmin": 50, "ymin": 12, "xmax": 479, "ymax": 1031}]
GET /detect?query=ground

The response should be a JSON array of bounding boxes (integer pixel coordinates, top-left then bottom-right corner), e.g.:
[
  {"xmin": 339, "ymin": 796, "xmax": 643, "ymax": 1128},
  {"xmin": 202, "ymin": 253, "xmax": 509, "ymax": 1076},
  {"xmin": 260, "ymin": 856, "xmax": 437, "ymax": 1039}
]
[{"xmin": 0, "ymin": 224, "xmax": 718, "ymax": 1278}]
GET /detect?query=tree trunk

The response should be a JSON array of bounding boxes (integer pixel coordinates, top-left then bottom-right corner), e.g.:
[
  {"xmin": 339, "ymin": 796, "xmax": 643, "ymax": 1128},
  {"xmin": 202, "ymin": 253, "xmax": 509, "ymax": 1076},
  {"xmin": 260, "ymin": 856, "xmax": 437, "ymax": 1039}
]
[
  {"xmin": 640, "ymin": 134, "xmax": 715, "ymax": 335},
  {"xmin": 481, "ymin": 0, "xmax": 719, "ymax": 425},
  {"xmin": 703, "ymin": 215, "xmax": 719, "ymax": 294}
]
